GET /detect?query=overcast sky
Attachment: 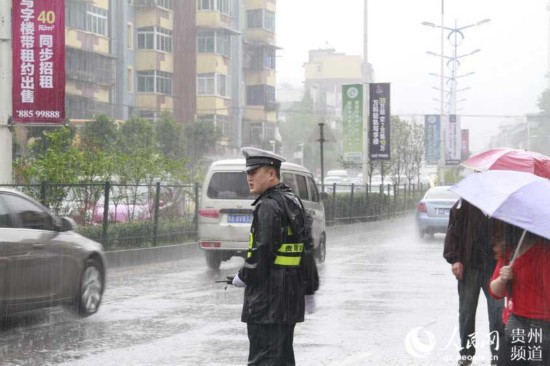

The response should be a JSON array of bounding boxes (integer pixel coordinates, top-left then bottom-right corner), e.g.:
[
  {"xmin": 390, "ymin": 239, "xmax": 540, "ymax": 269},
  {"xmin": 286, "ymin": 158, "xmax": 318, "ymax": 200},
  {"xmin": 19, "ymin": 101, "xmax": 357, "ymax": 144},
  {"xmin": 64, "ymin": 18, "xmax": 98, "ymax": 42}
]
[{"xmin": 276, "ymin": 0, "xmax": 549, "ymax": 152}]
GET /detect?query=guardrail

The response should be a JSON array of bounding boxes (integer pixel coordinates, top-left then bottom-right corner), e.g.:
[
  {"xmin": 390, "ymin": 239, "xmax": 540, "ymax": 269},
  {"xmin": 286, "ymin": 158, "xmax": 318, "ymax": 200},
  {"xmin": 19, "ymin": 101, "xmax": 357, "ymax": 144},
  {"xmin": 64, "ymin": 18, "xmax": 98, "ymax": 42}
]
[{"xmin": 0, "ymin": 181, "xmax": 427, "ymax": 250}]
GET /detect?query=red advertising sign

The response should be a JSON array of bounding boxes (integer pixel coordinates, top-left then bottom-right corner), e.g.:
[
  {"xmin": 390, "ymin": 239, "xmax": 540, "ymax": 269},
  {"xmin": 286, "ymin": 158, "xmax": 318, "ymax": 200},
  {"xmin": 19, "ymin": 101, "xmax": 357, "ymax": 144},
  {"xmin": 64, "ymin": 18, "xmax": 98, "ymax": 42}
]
[{"xmin": 12, "ymin": 0, "xmax": 65, "ymax": 124}]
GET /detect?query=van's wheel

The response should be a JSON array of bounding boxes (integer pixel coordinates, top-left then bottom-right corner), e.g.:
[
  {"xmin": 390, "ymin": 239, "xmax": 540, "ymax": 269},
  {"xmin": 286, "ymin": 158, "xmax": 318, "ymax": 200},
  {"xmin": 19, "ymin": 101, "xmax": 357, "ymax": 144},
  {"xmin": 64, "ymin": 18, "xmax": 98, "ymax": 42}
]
[
  {"xmin": 73, "ymin": 259, "xmax": 104, "ymax": 317},
  {"xmin": 205, "ymin": 251, "xmax": 222, "ymax": 270},
  {"xmin": 316, "ymin": 234, "xmax": 326, "ymax": 263}
]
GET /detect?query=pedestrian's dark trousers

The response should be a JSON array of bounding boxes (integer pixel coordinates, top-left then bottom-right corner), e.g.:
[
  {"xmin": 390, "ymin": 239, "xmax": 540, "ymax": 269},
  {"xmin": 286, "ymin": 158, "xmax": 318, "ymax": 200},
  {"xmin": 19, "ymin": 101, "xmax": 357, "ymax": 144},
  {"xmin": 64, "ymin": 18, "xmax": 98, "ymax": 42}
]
[
  {"xmin": 458, "ymin": 265, "xmax": 504, "ymax": 360},
  {"xmin": 247, "ymin": 322, "xmax": 296, "ymax": 366}
]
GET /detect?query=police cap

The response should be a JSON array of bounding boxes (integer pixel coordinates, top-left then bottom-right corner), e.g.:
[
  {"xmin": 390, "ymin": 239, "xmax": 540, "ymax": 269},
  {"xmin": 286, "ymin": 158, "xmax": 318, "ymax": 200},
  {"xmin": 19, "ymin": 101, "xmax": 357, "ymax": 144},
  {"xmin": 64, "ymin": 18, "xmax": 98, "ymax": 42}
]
[{"xmin": 241, "ymin": 147, "xmax": 286, "ymax": 172}]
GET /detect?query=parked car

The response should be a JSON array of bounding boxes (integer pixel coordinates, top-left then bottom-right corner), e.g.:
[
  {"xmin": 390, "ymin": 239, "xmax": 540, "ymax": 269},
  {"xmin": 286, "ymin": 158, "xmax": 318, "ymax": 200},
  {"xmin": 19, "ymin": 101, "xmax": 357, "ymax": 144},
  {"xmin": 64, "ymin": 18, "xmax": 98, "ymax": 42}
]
[
  {"xmin": 415, "ymin": 185, "xmax": 459, "ymax": 239},
  {"xmin": 0, "ymin": 188, "xmax": 106, "ymax": 317},
  {"xmin": 198, "ymin": 159, "xmax": 326, "ymax": 269}
]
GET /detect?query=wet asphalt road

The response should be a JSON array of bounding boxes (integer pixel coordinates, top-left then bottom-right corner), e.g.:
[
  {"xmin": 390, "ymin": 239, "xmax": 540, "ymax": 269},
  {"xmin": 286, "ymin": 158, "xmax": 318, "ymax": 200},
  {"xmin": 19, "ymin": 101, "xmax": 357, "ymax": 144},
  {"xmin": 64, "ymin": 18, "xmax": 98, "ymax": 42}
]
[{"xmin": 0, "ymin": 216, "xmax": 497, "ymax": 365}]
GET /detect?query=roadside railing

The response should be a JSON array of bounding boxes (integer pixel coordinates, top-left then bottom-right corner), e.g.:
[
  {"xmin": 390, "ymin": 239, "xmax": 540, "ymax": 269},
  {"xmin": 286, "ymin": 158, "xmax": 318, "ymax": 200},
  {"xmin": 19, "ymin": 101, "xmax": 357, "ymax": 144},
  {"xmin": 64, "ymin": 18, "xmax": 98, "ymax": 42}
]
[
  {"xmin": 321, "ymin": 182, "xmax": 427, "ymax": 226},
  {"xmin": 0, "ymin": 181, "xmax": 427, "ymax": 250}
]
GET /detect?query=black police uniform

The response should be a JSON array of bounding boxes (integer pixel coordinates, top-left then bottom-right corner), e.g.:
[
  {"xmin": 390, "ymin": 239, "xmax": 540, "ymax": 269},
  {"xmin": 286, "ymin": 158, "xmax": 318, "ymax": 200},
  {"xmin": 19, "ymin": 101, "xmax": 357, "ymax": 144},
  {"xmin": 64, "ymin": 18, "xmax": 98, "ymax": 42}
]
[{"xmin": 237, "ymin": 148, "xmax": 307, "ymax": 366}]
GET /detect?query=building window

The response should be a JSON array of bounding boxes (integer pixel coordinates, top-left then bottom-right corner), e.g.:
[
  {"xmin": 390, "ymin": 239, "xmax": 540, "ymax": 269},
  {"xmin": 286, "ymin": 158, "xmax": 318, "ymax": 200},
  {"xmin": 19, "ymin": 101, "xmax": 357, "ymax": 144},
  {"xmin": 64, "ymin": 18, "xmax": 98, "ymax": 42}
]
[
  {"xmin": 197, "ymin": 30, "xmax": 230, "ymax": 57},
  {"xmin": 128, "ymin": 67, "xmax": 134, "ymax": 93},
  {"xmin": 197, "ymin": 73, "xmax": 215, "ymax": 95},
  {"xmin": 137, "ymin": 70, "xmax": 172, "ymax": 95},
  {"xmin": 67, "ymin": 3, "xmax": 108, "ymax": 36},
  {"xmin": 197, "ymin": 114, "xmax": 230, "ymax": 135},
  {"xmin": 137, "ymin": 26, "xmax": 172, "ymax": 52},
  {"xmin": 264, "ymin": 10, "xmax": 275, "ymax": 31},
  {"xmin": 264, "ymin": 47, "xmax": 276, "ymax": 69},
  {"xmin": 217, "ymin": 0, "xmax": 232, "ymax": 15},
  {"xmin": 197, "ymin": 0, "xmax": 232, "ymax": 16},
  {"xmin": 128, "ymin": 23, "xmax": 134, "ymax": 49},
  {"xmin": 86, "ymin": 6, "xmax": 108, "ymax": 36},
  {"xmin": 246, "ymin": 85, "xmax": 275, "ymax": 105},
  {"xmin": 247, "ymin": 9, "xmax": 275, "ymax": 31},
  {"xmin": 156, "ymin": 0, "xmax": 173, "ymax": 10},
  {"xmin": 247, "ymin": 9, "xmax": 263, "ymax": 28},
  {"xmin": 197, "ymin": 73, "xmax": 230, "ymax": 97}
]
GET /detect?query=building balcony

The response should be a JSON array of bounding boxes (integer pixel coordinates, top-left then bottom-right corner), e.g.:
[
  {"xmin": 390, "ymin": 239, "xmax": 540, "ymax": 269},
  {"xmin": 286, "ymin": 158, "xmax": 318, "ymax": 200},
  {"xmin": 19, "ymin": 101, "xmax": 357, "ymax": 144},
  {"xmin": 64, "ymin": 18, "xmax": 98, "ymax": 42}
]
[
  {"xmin": 196, "ymin": 11, "xmax": 234, "ymax": 32},
  {"xmin": 245, "ymin": 29, "xmax": 276, "ymax": 46},
  {"xmin": 246, "ymin": 0, "xmax": 276, "ymax": 12}
]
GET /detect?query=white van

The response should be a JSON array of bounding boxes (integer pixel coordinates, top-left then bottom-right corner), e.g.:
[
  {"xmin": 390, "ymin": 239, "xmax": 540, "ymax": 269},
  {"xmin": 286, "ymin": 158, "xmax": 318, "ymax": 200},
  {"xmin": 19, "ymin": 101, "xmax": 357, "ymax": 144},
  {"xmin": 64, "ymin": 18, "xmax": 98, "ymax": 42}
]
[{"xmin": 198, "ymin": 159, "xmax": 327, "ymax": 269}]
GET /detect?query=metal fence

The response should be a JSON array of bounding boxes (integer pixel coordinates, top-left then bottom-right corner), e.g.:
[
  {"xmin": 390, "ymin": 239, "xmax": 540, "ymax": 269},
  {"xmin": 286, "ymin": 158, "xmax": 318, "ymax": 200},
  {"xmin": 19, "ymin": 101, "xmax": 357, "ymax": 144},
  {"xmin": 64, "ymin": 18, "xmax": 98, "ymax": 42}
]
[
  {"xmin": 0, "ymin": 181, "xmax": 428, "ymax": 250},
  {"xmin": 0, "ymin": 182, "xmax": 198, "ymax": 250},
  {"xmin": 322, "ymin": 182, "xmax": 427, "ymax": 225}
]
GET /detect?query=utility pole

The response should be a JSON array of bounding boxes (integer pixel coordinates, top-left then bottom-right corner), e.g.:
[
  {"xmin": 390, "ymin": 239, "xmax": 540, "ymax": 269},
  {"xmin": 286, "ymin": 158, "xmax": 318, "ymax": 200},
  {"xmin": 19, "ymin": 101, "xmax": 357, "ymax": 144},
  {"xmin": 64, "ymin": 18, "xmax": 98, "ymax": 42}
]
[
  {"xmin": 362, "ymin": 0, "xmax": 370, "ymax": 183},
  {"xmin": 318, "ymin": 122, "xmax": 326, "ymax": 193},
  {"xmin": 0, "ymin": 0, "xmax": 12, "ymax": 183},
  {"xmin": 439, "ymin": 0, "xmax": 445, "ymax": 184}
]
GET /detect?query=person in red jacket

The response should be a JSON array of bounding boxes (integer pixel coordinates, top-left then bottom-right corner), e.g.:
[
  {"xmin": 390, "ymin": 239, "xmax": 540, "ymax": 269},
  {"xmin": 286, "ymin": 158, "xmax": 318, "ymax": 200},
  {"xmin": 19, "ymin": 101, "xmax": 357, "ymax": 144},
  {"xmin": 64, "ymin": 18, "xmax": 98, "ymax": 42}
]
[{"xmin": 490, "ymin": 228, "xmax": 550, "ymax": 365}]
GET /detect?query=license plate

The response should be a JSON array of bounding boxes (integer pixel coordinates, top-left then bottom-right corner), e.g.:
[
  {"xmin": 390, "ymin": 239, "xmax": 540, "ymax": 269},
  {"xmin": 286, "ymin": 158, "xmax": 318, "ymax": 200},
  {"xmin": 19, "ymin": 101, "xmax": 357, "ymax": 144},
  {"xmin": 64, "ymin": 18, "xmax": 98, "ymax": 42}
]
[
  {"xmin": 227, "ymin": 214, "xmax": 253, "ymax": 224},
  {"xmin": 436, "ymin": 208, "xmax": 450, "ymax": 215}
]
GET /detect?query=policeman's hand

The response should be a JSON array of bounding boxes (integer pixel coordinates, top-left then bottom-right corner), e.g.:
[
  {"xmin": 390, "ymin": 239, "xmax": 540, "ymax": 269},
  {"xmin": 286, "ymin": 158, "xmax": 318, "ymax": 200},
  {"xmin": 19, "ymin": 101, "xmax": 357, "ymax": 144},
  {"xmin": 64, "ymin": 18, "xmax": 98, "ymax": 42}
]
[
  {"xmin": 231, "ymin": 274, "xmax": 246, "ymax": 287},
  {"xmin": 499, "ymin": 266, "xmax": 514, "ymax": 282},
  {"xmin": 452, "ymin": 262, "xmax": 464, "ymax": 280}
]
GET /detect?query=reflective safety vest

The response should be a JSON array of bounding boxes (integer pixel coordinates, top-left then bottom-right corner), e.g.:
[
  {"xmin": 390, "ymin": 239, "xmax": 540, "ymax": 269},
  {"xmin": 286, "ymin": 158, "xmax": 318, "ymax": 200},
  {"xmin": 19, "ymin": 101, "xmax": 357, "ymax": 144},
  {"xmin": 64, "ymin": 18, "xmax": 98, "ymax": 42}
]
[{"xmin": 247, "ymin": 225, "xmax": 304, "ymax": 267}]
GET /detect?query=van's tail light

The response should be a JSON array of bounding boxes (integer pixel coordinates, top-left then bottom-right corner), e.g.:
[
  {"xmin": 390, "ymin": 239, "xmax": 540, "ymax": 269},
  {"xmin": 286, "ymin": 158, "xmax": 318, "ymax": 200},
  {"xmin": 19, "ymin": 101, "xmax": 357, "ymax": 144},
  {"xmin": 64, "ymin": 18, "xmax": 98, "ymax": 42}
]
[
  {"xmin": 417, "ymin": 202, "xmax": 427, "ymax": 213},
  {"xmin": 199, "ymin": 208, "xmax": 220, "ymax": 218},
  {"xmin": 200, "ymin": 241, "xmax": 221, "ymax": 248}
]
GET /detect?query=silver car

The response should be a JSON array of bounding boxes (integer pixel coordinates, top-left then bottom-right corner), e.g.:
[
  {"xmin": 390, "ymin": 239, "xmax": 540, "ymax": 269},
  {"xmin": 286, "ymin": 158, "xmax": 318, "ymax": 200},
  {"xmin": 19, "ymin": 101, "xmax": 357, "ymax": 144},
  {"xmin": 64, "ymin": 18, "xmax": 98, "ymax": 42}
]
[
  {"xmin": 0, "ymin": 188, "xmax": 106, "ymax": 317},
  {"xmin": 415, "ymin": 185, "xmax": 459, "ymax": 239}
]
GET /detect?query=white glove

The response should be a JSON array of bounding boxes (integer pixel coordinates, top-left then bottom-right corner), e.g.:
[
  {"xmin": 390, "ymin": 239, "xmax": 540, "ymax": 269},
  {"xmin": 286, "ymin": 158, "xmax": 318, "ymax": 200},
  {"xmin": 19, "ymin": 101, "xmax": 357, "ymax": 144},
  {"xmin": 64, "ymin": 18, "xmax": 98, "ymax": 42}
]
[{"xmin": 232, "ymin": 274, "xmax": 246, "ymax": 287}]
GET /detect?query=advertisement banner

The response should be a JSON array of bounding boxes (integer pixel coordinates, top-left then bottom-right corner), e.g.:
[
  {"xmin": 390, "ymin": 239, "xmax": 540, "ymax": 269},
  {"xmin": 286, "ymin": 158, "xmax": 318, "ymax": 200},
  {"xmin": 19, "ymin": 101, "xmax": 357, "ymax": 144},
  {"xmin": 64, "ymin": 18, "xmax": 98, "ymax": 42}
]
[
  {"xmin": 369, "ymin": 83, "xmax": 391, "ymax": 160},
  {"xmin": 461, "ymin": 129, "xmax": 470, "ymax": 159},
  {"xmin": 12, "ymin": 0, "xmax": 66, "ymax": 124},
  {"xmin": 342, "ymin": 84, "xmax": 363, "ymax": 164},
  {"xmin": 424, "ymin": 114, "xmax": 440, "ymax": 164},
  {"xmin": 445, "ymin": 114, "xmax": 461, "ymax": 165}
]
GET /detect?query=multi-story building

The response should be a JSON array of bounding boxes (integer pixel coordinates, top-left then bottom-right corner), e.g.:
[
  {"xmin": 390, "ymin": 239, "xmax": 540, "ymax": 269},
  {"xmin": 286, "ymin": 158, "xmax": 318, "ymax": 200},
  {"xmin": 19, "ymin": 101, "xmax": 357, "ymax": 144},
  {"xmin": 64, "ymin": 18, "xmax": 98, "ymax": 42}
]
[
  {"xmin": 65, "ymin": 0, "xmax": 195, "ymax": 124},
  {"xmin": 241, "ymin": 0, "xmax": 279, "ymax": 150},
  {"xmin": 195, "ymin": 0, "xmax": 278, "ymax": 154},
  {"xmin": 303, "ymin": 48, "xmax": 365, "ymax": 126},
  {"xmin": 63, "ymin": 0, "xmax": 277, "ymax": 152}
]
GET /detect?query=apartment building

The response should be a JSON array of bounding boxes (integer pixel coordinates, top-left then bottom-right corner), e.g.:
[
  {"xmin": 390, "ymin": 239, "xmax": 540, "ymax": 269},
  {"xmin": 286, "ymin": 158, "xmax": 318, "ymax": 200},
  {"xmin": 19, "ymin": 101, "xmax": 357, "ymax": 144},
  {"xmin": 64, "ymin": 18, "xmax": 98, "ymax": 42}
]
[
  {"xmin": 195, "ymin": 0, "xmax": 278, "ymax": 152},
  {"xmin": 63, "ymin": 0, "xmax": 276, "ymax": 152}
]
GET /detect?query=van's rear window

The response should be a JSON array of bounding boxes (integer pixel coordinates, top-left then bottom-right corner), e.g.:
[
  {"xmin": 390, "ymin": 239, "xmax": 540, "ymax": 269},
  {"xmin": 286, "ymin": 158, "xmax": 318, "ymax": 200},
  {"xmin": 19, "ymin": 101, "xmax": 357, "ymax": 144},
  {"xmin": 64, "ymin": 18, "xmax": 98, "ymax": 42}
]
[{"xmin": 207, "ymin": 172, "xmax": 254, "ymax": 199}]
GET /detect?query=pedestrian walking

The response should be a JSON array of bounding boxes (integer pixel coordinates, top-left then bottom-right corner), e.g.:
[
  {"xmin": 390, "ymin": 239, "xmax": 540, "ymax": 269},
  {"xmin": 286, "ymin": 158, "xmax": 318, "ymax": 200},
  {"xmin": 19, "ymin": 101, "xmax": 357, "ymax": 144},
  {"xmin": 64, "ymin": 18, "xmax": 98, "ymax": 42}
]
[
  {"xmin": 230, "ymin": 147, "xmax": 308, "ymax": 366},
  {"xmin": 444, "ymin": 198, "xmax": 505, "ymax": 365},
  {"xmin": 490, "ymin": 228, "xmax": 550, "ymax": 365}
]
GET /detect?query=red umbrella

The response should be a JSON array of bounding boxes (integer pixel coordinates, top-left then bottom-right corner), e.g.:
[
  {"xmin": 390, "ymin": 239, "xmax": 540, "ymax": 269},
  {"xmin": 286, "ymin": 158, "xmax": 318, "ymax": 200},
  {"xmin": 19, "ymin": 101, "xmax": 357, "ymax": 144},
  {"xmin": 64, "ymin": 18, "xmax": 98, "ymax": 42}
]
[{"xmin": 460, "ymin": 147, "xmax": 550, "ymax": 179}]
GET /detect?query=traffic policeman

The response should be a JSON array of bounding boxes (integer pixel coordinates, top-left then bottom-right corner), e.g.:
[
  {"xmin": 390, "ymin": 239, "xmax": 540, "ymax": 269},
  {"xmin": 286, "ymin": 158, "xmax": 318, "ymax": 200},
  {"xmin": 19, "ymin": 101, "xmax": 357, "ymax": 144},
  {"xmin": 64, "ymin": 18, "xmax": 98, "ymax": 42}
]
[{"xmin": 231, "ymin": 147, "xmax": 307, "ymax": 366}]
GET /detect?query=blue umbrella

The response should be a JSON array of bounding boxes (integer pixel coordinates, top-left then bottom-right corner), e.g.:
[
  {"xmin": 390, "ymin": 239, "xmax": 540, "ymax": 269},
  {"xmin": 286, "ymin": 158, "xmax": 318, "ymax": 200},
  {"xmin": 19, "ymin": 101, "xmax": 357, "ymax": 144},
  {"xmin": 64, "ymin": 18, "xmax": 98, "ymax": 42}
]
[{"xmin": 450, "ymin": 170, "xmax": 550, "ymax": 259}]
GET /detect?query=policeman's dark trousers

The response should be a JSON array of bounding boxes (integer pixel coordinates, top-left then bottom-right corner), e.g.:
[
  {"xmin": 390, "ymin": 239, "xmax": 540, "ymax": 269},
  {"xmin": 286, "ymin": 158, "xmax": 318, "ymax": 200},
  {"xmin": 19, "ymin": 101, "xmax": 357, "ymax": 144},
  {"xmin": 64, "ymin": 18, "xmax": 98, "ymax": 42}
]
[
  {"xmin": 458, "ymin": 265, "xmax": 504, "ymax": 361},
  {"xmin": 247, "ymin": 323, "xmax": 296, "ymax": 366}
]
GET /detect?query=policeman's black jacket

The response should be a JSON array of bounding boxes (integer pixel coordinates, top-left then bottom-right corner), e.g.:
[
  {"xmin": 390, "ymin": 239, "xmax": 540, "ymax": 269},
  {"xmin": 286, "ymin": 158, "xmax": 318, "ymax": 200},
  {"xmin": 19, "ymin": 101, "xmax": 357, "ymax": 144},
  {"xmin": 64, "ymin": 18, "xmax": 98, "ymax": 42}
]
[{"xmin": 238, "ymin": 182, "xmax": 306, "ymax": 324}]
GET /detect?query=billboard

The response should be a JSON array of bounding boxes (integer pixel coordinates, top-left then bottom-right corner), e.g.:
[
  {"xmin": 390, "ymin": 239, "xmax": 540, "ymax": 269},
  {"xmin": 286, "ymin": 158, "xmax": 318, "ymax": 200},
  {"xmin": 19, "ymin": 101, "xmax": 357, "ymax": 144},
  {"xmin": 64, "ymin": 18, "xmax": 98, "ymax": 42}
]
[
  {"xmin": 369, "ymin": 83, "xmax": 391, "ymax": 160},
  {"xmin": 342, "ymin": 84, "xmax": 363, "ymax": 164},
  {"xmin": 445, "ymin": 114, "xmax": 461, "ymax": 165},
  {"xmin": 424, "ymin": 114, "xmax": 440, "ymax": 164},
  {"xmin": 12, "ymin": 0, "xmax": 66, "ymax": 124}
]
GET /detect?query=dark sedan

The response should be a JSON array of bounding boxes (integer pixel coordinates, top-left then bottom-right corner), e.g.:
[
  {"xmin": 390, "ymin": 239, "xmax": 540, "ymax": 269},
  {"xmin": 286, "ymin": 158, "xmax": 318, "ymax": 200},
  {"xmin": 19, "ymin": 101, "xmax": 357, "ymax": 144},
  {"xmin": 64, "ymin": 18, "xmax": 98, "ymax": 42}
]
[{"xmin": 0, "ymin": 188, "xmax": 106, "ymax": 317}]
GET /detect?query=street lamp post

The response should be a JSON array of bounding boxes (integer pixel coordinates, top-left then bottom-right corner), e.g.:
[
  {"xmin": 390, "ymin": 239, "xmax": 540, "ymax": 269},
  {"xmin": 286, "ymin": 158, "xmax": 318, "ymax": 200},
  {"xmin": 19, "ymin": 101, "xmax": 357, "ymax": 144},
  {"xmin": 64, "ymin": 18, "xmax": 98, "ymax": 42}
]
[{"xmin": 422, "ymin": 14, "xmax": 490, "ymax": 181}]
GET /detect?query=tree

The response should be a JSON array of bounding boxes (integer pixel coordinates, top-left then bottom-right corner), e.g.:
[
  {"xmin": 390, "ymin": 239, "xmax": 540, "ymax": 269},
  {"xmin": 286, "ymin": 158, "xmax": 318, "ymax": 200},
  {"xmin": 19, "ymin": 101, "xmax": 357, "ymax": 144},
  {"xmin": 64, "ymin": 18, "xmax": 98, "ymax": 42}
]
[
  {"xmin": 155, "ymin": 111, "xmax": 185, "ymax": 160},
  {"xmin": 80, "ymin": 114, "xmax": 118, "ymax": 153},
  {"xmin": 280, "ymin": 91, "xmax": 341, "ymax": 177},
  {"xmin": 184, "ymin": 120, "xmax": 221, "ymax": 179}
]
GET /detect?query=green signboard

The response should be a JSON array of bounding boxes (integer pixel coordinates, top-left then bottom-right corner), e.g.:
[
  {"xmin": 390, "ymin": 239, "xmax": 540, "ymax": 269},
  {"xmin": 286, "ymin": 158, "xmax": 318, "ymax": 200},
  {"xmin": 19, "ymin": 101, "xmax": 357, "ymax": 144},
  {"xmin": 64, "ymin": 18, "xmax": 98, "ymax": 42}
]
[{"xmin": 342, "ymin": 84, "xmax": 363, "ymax": 164}]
